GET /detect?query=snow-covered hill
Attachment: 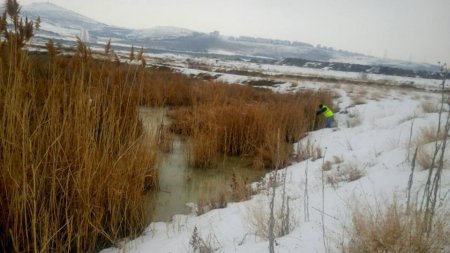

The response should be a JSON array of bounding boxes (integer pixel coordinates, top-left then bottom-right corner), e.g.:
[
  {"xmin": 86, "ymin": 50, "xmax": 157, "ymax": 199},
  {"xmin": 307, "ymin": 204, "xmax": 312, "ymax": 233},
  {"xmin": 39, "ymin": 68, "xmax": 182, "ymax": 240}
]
[
  {"xmin": 20, "ymin": 2, "xmax": 110, "ymax": 42},
  {"xmin": 23, "ymin": 2, "xmax": 103, "ymax": 28},
  {"xmin": 10, "ymin": 2, "xmax": 441, "ymax": 75}
]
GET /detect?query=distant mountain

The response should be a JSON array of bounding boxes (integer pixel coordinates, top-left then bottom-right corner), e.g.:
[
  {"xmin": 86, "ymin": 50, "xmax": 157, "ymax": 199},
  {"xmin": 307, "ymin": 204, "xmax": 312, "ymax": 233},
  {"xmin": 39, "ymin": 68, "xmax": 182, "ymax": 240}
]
[
  {"xmin": 19, "ymin": 2, "xmax": 132, "ymax": 44},
  {"xmin": 8, "ymin": 2, "xmax": 440, "ymax": 75},
  {"xmin": 23, "ymin": 2, "xmax": 103, "ymax": 28}
]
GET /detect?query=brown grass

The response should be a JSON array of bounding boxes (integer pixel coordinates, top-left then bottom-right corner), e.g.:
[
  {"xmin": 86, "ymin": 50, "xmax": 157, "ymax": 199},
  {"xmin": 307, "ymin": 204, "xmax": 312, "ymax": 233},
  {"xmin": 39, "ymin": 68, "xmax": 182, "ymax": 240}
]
[
  {"xmin": 341, "ymin": 199, "xmax": 450, "ymax": 253},
  {"xmin": 415, "ymin": 126, "xmax": 447, "ymax": 169},
  {"xmin": 417, "ymin": 148, "xmax": 434, "ymax": 169},
  {"xmin": 295, "ymin": 138, "xmax": 323, "ymax": 162},
  {"xmin": 417, "ymin": 126, "xmax": 446, "ymax": 145},
  {"xmin": 0, "ymin": 30, "xmax": 158, "ymax": 253},
  {"xmin": 322, "ymin": 161, "xmax": 333, "ymax": 171},
  {"xmin": 196, "ymin": 188, "xmax": 229, "ymax": 216},
  {"xmin": 326, "ymin": 163, "xmax": 364, "ymax": 187},
  {"xmin": 230, "ymin": 172, "xmax": 252, "ymax": 201},
  {"xmin": 246, "ymin": 201, "xmax": 296, "ymax": 240},
  {"xmin": 169, "ymin": 84, "xmax": 332, "ymax": 169},
  {"xmin": 421, "ymin": 101, "xmax": 439, "ymax": 113}
]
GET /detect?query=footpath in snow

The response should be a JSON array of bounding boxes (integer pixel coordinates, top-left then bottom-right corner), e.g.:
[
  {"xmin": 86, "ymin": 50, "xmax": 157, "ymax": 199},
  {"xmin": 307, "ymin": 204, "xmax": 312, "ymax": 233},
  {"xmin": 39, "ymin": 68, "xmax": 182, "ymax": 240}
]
[{"xmin": 101, "ymin": 80, "xmax": 450, "ymax": 253}]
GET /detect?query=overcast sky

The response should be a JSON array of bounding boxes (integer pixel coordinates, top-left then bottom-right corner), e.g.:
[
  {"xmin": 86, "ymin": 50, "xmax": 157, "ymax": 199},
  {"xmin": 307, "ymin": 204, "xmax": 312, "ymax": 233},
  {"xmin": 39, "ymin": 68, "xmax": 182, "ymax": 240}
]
[{"xmin": 20, "ymin": 0, "xmax": 450, "ymax": 64}]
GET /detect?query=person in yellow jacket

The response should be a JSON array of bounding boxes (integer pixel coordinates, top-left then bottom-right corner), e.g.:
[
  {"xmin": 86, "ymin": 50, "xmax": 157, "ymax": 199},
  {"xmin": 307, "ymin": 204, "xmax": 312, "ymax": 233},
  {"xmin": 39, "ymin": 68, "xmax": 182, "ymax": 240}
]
[{"xmin": 316, "ymin": 104, "xmax": 334, "ymax": 128}]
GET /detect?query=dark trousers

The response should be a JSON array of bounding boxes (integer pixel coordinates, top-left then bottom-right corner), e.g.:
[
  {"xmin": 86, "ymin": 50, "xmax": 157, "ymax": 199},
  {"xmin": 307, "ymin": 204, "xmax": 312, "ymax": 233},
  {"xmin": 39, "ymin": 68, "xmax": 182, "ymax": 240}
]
[{"xmin": 325, "ymin": 116, "xmax": 334, "ymax": 128}]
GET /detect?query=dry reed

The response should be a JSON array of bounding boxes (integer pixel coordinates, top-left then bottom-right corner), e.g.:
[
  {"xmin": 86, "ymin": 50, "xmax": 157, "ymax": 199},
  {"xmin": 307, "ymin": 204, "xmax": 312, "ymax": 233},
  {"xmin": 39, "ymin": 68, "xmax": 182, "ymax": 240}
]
[
  {"xmin": 0, "ymin": 8, "xmax": 158, "ymax": 251},
  {"xmin": 168, "ymin": 84, "xmax": 332, "ymax": 169}
]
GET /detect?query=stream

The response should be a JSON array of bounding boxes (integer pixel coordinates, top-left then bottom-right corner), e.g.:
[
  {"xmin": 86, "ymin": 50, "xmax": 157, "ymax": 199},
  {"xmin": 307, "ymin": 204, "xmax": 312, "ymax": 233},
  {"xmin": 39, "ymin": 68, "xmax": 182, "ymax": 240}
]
[{"xmin": 139, "ymin": 107, "xmax": 266, "ymax": 222}]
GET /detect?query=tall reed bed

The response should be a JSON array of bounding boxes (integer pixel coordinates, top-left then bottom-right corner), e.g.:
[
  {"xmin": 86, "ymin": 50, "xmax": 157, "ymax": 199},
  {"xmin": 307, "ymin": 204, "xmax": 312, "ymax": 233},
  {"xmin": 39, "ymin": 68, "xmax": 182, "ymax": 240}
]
[
  {"xmin": 0, "ymin": 41, "xmax": 331, "ymax": 252},
  {"xmin": 167, "ymin": 83, "xmax": 332, "ymax": 169},
  {"xmin": 0, "ymin": 4, "xmax": 158, "ymax": 251}
]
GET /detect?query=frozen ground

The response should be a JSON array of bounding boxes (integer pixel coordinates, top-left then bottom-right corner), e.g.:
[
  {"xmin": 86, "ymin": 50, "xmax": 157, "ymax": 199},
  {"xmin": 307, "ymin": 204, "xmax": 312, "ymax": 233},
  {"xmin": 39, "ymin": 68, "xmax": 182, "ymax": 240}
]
[{"xmin": 101, "ymin": 61, "xmax": 449, "ymax": 253}]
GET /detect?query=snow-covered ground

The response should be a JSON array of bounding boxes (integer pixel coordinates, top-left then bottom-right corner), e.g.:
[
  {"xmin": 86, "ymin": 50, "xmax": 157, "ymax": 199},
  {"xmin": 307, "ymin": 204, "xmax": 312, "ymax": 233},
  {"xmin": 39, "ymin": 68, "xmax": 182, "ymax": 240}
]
[
  {"xmin": 142, "ymin": 53, "xmax": 444, "ymax": 92},
  {"xmin": 100, "ymin": 67, "xmax": 449, "ymax": 252}
]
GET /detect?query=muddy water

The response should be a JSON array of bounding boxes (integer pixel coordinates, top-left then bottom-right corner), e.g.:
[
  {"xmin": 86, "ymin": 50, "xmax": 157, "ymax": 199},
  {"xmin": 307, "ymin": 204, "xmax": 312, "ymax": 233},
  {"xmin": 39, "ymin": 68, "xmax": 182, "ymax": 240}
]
[{"xmin": 139, "ymin": 107, "xmax": 266, "ymax": 222}]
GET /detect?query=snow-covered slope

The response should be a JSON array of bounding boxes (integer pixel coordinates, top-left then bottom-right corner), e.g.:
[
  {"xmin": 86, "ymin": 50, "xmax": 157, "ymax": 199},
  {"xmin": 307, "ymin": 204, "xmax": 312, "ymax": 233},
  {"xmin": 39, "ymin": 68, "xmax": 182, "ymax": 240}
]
[
  {"xmin": 23, "ymin": 2, "xmax": 104, "ymax": 28},
  {"xmin": 17, "ymin": 2, "xmax": 133, "ymax": 44},
  {"xmin": 100, "ymin": 76, "xmax": 450, "ymax": 253}
]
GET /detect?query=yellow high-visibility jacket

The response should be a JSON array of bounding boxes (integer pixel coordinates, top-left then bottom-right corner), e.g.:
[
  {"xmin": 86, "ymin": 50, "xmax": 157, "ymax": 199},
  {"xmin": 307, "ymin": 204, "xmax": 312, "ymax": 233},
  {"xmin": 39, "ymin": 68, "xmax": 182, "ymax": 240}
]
[
  {"xmin": 323, "ymin": 105, "xmax": 334, "ymax": 118},
  {"xmin": 316, "ymin": 105, "xmax": 334, "ymax": 118}
]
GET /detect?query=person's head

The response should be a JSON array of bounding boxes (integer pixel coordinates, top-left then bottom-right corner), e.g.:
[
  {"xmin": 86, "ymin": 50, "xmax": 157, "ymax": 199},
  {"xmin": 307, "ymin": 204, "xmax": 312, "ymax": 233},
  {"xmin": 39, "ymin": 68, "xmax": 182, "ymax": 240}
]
[{"xmin": 319, "ymin": 104, "xmax": 324, "ymax": 109}]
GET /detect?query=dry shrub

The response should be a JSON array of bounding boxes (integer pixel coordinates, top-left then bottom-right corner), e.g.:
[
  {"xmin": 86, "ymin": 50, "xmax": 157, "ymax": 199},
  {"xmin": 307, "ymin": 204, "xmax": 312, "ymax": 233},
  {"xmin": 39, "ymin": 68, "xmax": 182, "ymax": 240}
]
[
  {"xmin": 415, "ymin": 126, "xmax": 447, "ymax": 170},
  {"xmin": 322, "ymin": 161, "xmax": 333, "ymax": 171},
  {"xmin": 230, "ymin": 172, "xmax": 252, "ymax": 201},
  {"xmin": 347, "ymin": 166, "xmax": 364, "ymax": 181},
  {"xmin": 189, "ymin": 226, "xmax": 219, "ymax": 253},
  {"xmin": 247, "ymin": 201, "xmax": 296, "ymax": 240},
  {"xmin": 210, "ymin": 191, "xmax": 229, "ymax": 210},
  {"xmin": 417, "ymin": 146, "xmax": 434, "ymax": 169},
  {"xmin": 346, "ymin": 110, "xmax": 362, "ymax": 128},
  {"xmin": 295, "ymin": 139, "xmax": 323, "ymax": 162},
  {"xmin": 326, "ymin": 163, "xmax": 364, "ymax": 187},
  {"xmin": 195, "ymin": 177, "xmax": 232, "ymax": 216},
  {"xmin": 421, "ymin": 101, "xmax": 439, "ymax": 113},
  {"xmin": 417, "ymin": 126, "xmax": 446, "ymax": 145},
  {"xmin": 0, "ymin": 31, "xmax": 158, "ymax": 252},
  {"xmin": 342, "ymin": 199, "xmax": 450, "ymax": 253},
  {"xmin": 247, "ymin": 204, "xmax": 274, "ymax": 239},
  {"xmin": 196, "ymin": 189, "xmax": 229, "ymax": 216}
]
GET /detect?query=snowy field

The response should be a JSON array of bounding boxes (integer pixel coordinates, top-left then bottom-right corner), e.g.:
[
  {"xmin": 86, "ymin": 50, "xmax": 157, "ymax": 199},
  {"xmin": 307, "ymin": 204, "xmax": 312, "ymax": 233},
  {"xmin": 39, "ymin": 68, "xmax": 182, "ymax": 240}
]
[
  {"xmin": 100, "ymin": 62, "xmax": 450, "ymax": 253},
  {"xmin": 144, "ymin": 53, "xmax": 445, "ymax": 92}
]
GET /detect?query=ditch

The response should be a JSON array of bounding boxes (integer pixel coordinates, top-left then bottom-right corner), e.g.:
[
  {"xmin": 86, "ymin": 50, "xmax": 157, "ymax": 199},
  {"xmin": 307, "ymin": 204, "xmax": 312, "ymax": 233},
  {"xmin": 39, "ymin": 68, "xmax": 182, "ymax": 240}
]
[{"xmin": 140, "ymin": 107, "xmax": 267, "ymax": 221}]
